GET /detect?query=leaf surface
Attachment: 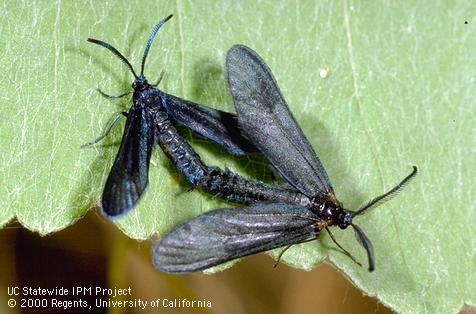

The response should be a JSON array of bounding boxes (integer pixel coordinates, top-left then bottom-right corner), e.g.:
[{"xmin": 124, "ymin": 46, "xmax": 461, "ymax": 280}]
[{"xmin": 0, "ymin": 2, "xmax": 473, "ymax": 313}]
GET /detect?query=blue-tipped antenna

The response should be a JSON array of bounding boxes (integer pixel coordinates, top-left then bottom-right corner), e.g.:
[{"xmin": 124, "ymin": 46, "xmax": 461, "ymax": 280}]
[
  {"xmin": 352, "ymin": 166, "xmax": 418, "ymax": 217},
  {"xmin": 87, "ymin": 38, "xmax": 139, "ymax": 79},
  {"xmin": 87, "ymin": 14, "xmax": 174, "ymax": 80},
  {"xmin": 141, "ymin": 14, "xmax": 173, "ymax": 77}
]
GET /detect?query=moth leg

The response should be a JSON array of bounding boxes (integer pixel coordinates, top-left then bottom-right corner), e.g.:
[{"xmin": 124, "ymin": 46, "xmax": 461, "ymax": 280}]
[
  {"xmin": 325, "ymin": 227, "xmax": 362, "ymax": 267},
  {"xmin": 152, "ymin": 70, "xmax": 165, "ymax": 87},
  {"xmin": 273, "ymin": 237, "xmax": 318, "ymax": 268},
  {"xmin": 81, "ymin": 112, "xmax": 127, "ymax": 147},
  {"xmin": 186, "ymin": 184, "xmax": 198, "ymax": 193},
  {"xmin": 97, "ymin": 88, "xmax": 131, "ymax": 99},
  {"xmin": 273, "ymin": 244, "xmax": 293, "ymax": 268}
]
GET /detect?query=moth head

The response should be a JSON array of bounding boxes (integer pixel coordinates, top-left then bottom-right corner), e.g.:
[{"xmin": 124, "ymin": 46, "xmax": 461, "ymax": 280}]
[
  {"xmin": 337, "ymin": 210, "xmax": 353, "ymax": 229},
  {"xmin": 132, "ymin": 76, "xmax": 149, "ymax": 92}
]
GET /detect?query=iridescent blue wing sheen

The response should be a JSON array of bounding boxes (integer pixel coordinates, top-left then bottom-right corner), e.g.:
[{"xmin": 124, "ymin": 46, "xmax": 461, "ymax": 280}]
[
  {"xmin": 226, "ymin": 44, "xmax": 334, "ymax": 198},
  {"xmin": 163, "ymin": 93, "xmax": 257, "ymax": 155},
  {"xmin": 152, "ymin": 203, "xmax": 320, "ymax": 273},
  {"xmin": 101, "ymin": 104, "xmax": 156, "ymax": 217}
]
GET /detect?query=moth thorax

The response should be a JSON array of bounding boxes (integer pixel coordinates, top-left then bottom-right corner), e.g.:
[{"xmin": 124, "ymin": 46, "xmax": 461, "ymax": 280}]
[{"xmin": 311, "ymin": 198, "xmax": 347, "ymax": 226}]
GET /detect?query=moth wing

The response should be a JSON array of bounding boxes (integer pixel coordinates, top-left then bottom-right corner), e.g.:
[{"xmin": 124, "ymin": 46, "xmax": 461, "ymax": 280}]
[
  {"xmin": 226, "ymin": 45, "xmax": 334, "ymax": 198},
  {"xmin": 101, "ymin": 104, "xmax": 155, "ymax": 217},
  {"xmin": 153, "ymin": 203, "xmax": 319, "ymax": 273},
  {"xmin": 163, "ymin": 93, "xmax": 257, "ymax": 155}
]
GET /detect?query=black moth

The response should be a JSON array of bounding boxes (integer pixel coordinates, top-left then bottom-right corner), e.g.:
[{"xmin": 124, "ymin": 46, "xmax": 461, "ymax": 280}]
[
  {"xmin": 152, "ymin": 45, "xmax": 417, "ymax": 273},
  {"xmin": 87, "ymin": 15, "xmax": 256, "ymax": 217}
]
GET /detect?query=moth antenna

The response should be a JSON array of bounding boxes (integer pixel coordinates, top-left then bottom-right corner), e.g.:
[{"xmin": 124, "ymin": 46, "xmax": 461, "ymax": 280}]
[
  {"xmin": 352, "ymin": 166, "xmax": 418, "ymax": 216},
  {"xmin": 140, "ymin": 14, "xmax": 173, "ymax": 77},
  {"xmin": 350, "ymin": 224, "xmax": 375, "ymax": 272},
  {"xmin": 87, "ymin": 38, "xmax": 139, "ymax": 79}
]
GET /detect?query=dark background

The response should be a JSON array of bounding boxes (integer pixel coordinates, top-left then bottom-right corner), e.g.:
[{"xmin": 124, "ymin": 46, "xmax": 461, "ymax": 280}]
[{"xmin": 0, "ymin": 209, "xmax": 394, "ymax": 314}]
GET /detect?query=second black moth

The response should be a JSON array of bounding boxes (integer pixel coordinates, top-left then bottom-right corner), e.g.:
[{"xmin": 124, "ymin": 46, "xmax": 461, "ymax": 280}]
[{"xmin": 152, "ymin": 45, "xmax": 417, "ymax": 273}]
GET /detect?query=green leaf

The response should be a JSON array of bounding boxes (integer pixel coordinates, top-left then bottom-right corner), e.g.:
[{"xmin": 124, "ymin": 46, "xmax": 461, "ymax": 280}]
[{"xmin": 1, "ymin": 1, "xmax": 473, "ymax": 313}]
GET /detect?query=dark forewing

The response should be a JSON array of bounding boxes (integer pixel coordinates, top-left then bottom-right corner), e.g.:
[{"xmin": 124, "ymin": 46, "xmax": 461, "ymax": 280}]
[
  {"xmin": 153, "ymin": 203, "xmax": 320, "ymax": 273},
  {"xmin": 226, "ymin": 44, "xmax": 334, "ymax": 198},
  {"xmin": 163, "ymin": 93, "xmax": 257, "ymax": 155},
  {"xmin": 102, "ymin": 104, "xmax": 156, "ymax": 217}
]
